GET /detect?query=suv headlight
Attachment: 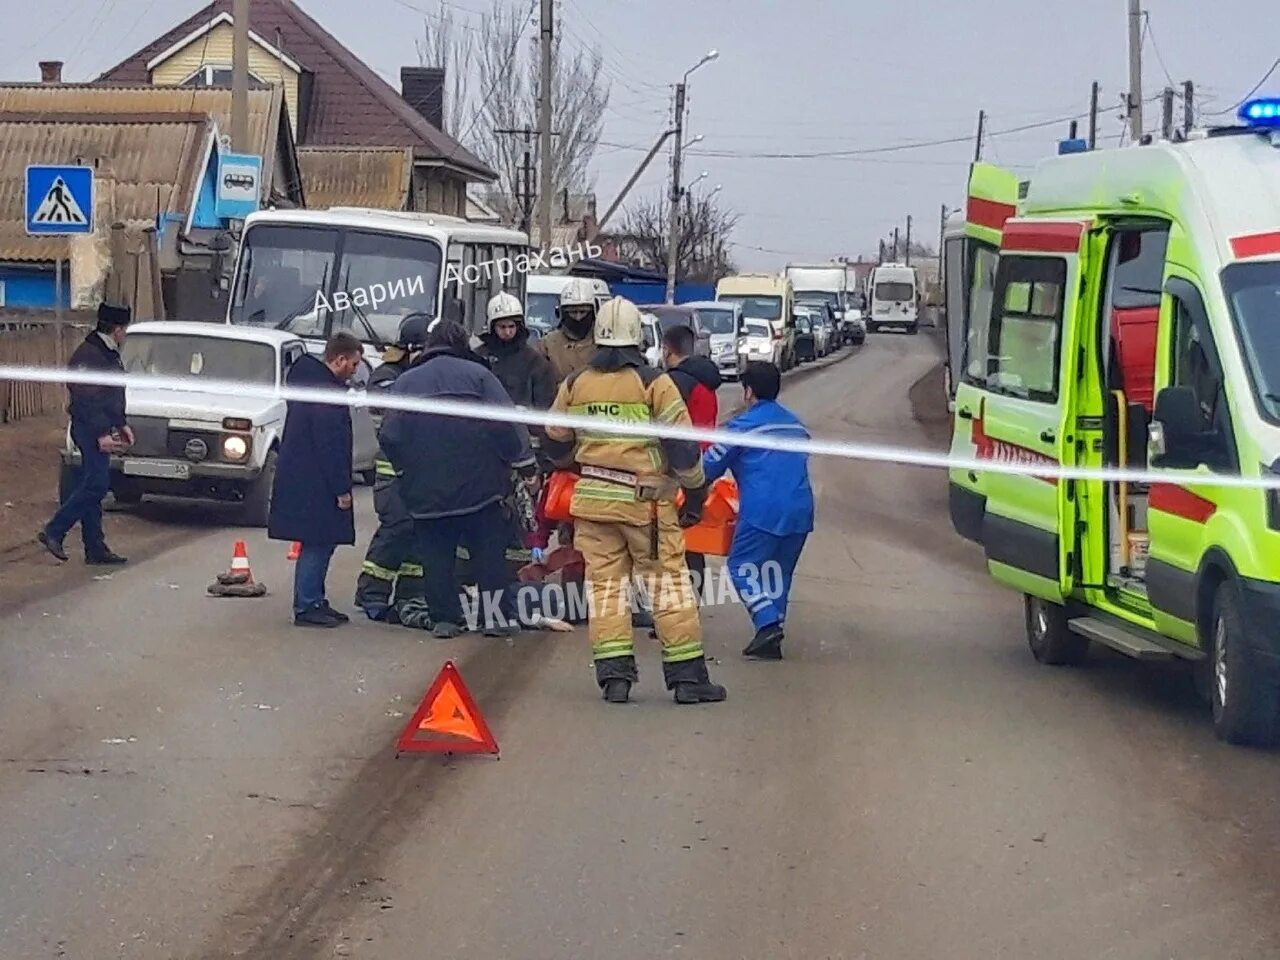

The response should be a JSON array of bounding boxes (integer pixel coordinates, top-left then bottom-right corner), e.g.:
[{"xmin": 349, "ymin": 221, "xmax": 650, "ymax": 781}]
[{"xmin": 222, "ymin": 435, "xmax": 251, "ymax": 462}]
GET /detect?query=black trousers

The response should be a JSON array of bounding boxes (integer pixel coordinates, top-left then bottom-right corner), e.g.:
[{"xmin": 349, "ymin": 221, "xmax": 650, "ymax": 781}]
[{"xmin": 414, "ymin": 501, "xmax": 513, "ymax": 628}]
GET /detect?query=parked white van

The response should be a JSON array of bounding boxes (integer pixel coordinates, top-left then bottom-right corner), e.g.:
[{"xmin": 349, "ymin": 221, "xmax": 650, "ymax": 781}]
[{"xmin": 867, "ymin": 263, "xmax": 919, "ymax": 334}]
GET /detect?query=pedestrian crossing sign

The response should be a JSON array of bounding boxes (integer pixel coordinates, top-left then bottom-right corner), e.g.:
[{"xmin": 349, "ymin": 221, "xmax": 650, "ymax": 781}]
[{"xmin": 25, "ymin": 165, "xmax": 94, "ymax": 235}]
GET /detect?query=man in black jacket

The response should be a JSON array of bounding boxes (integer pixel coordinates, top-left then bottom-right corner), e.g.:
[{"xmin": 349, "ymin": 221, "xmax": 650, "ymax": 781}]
[
  {"xmin": 475, "ymin": 292, "xmax": 556, "ymax": 411},
  {"xmin": 268, "ymin": 332, "xmax": 364, "ymax": 628},
  {"xmin": 39, "ymin": 304, "xmax": 134, "ymax": 565},
  {"xmin": 379, "ymin": 320, "xmax": 537, "ymax": 639}
]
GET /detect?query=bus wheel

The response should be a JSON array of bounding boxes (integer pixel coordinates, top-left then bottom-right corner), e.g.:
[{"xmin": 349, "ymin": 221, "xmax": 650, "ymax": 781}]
[
  {"xmin": 1209, "ymin": 581, "xmax": 1279, "ymax": 747},
  {"xmin": 1025, "ymin": 595, "xmax": 1089, "ymax": 666}
]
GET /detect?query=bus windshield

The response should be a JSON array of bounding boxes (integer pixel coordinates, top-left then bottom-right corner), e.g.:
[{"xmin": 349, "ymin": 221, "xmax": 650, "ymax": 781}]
[
  {"xmin": 1223, "ymin": 261, "xmax": 1280, "ymax": 422},
  {"xmin": 718, "ymin": 295, "xmax": 781, "ymax": 321},
  {"xmin": 229, "ymin": 224, "xmax": 442, "ymax": 347}
]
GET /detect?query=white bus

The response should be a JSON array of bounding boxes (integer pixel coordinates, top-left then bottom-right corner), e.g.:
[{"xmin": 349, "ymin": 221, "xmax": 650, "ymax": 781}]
[
  {"xmin": 226, "ymin": 207, "xmax": 531, "ymax": 359},
  {"xmin": 867, "ymin": 262, "xmax": 919, "ymax": 334}
]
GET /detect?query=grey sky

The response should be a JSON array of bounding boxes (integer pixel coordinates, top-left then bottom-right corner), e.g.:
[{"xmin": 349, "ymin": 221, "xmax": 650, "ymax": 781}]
[{"xmin": 4, "ymin": 0, "xmax": 1277, "ymax": 271}]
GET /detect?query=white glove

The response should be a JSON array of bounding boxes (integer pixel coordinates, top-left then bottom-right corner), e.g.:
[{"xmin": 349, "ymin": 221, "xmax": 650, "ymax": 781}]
[{"xmin": 531, "ymin": 547, "xmax": 546, "ymax": 565}]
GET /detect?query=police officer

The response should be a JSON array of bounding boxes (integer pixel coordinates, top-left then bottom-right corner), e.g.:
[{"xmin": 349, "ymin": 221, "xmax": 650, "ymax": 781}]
[
  {"xmin": 544, "ymin": 297, "xmax": 726, "ymax": 705},
  {"xmin": 353, "ymin": 313, "xmax": 431, "ymax": 624},
  {"xmin": 538, "ymin": 278, "xmax": 599, "ymax": 384}
]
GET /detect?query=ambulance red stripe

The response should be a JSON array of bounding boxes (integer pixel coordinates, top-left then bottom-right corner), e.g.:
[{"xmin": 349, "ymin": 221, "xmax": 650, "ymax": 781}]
[
  {"xmin": 966, "ymin": 196, "xmax": 1018, "ymax": 232},
  {"xmin": 1149, "ymin": 484, "xmax": 1217, "ymax": 524},
  {"xmin": 1001, "ymin": 220, "xmax": 1089, "ymax": 254},
  {"xmin": 1229, "ymin": 231, "xmax": 1280, "ymax": 260}
]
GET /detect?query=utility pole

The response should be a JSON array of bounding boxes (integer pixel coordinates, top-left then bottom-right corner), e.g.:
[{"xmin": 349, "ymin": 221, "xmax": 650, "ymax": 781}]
[
  {"xmin": 892, "ymin": 227, "xmax": 900, "ymax": 263},
  {"xmin": 537, "ymin": 0, "xmax": 554, "ymax": 253},
  {"xmin": 878, "ymin": 238, "xmax": 885, "ymax": 265},
  {"xmin": 496, "ymin": 127, "xmax": 538, "ymax": 232},
  {"xmin": 1127, "ymin": 0, "xmax": 1144, "ymax": 142},
  {"xmin": 231, "ymin": 0, "xmax": 250, "ymax": 152},
  {"xmin": 974, "ymin": 109, "xmax": 986, "ymax": 162},
  {"xmin": 1184, "ymin": 80, "xmax": 1195, "ymax": 135},
  {"xmin": 1161, "ymin": 86, "xmax": 1175, "ymax": 140},
  {"xmin": 938, "ymin": 204, "xmax": 948, "ymax": 293},
  {"xmin": 1088, "ymin": 81, "xmax": 1100, "ymax": 149},
  {"xmin": 664, "ymin": 82, "xmax": 687, "ymax": 304},
  {"xmin": 904, "ymin": 215, "xmax": 913, "ymax": 267},
  {"xmin": 597, "ymin": 129, "xmax": 674, "ymax": 230}
]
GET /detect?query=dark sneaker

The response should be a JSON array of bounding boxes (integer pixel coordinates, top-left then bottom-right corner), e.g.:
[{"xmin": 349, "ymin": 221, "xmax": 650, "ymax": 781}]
[
  {"xmin": 673, "ymin": 681, "xmax": 728, "ymax": 704},
  {"xmin": 85, "ymin": 550, "xmax": 128, "ymax": 566},
  {"xmin": 319, "ymin": 603, "xmax": 349, "ymax": 623},
  {"xmin": 631, "ymin": 608, "xmax": 654, "ymax": 629},
  {"xmin": 743, "ymin": 624, "xmax": 785, "ymax": 660},
  {"xmin": 484, "ymin": 623, "xmax": 521, "ymax": 638},
  {"xmin": 294, "ymin": 607, "xmax": 341, "ymax": 628},
  {"xmin": 433, "ymin": 622, "xmax": 463, "ymax": 639},
  {"xmin": 37, "ymin": 530, "xmax": 68, "ymax": 562},
  {"xmin": 602, "ymin": 679, "xmax": 632, "ymax": 704}
]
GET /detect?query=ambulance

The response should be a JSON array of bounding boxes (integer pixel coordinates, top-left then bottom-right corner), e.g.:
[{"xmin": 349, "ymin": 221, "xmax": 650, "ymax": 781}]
[{"xmin": 948, "ymin": 101, "xmax": 1280, "ymax": 746}]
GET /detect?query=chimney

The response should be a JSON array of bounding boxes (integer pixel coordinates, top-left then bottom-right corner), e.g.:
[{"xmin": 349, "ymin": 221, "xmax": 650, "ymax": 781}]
[
  {"xmin": 39, "ymin": 61, "xmax": 63, "ymax": 83},
  {"xmin": 401, "ymin": 67, "xmax": 446, "ymax": 132}
]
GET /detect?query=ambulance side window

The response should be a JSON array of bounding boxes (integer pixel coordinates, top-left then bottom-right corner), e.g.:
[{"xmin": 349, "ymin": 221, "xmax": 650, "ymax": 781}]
[
  {"xmin": 1167, "ymin": 282, "xmax": 1238, "ymax": 471},
  {"xmin": 987, "ymin": 255, "xmax": 1066, "ymax": 402},
  {"xmin": 963, "ymin": 242, "xmax": 1000, "ymax": 386}
]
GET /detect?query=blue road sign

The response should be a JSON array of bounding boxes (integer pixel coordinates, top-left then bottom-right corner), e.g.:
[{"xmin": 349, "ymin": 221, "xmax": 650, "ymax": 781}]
[
  {"xmin": 26, "ymin": 165, "xmax": 94, "ymax": 235},
  {"xmin": 215, "ymin": 152, "xmax": 263, "ymax": 220}
]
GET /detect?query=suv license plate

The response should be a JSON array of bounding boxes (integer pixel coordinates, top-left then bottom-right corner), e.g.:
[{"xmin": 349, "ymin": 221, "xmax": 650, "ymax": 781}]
[{"xmin": 122, "ymin": 460, "xmax": 190, "ymax": 480}]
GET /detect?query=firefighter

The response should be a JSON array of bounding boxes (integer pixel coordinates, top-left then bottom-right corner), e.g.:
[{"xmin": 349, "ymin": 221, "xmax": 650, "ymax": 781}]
[
  {"xmin": 353, "ymin": 313, "xmax": 431, "ymax": 625},
  {"xmin": 544, "ymin": 297, "xmax": 727, "ymax": 705},
  {"xmin": 538, "ymin": 277, "xmax": 599, "ymax": 383}
]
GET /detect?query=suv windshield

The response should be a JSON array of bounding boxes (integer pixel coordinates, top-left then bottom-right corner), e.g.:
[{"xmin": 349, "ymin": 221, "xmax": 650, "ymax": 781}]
[
  {"xmin": 694, "ymin": 308, "xmax": 737, "ymax": 334},
  {"xmin": 1223, "ymin": 261, "xmax": 1280, "ymax": 421},
  {"xmin": 744, "ymin": 320, "xmax": 771, "ymax": 338},
  {"xmin": 718, "ymin": 295, "xmax": 782, "ymax": 321},
  {"xmin": 230, "ymin": 224, "xmax": 442, "ymax": 347},
  {"xmin": 796, "ymin": 291, "xmax": 839, "ymax": 309},
  {"xmin": 122, "ymin": 334, "xmax": 277, "ymax": 386}
]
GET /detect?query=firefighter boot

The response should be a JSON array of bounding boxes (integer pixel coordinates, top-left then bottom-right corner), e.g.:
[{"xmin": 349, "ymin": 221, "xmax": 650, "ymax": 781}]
[
  {"xmin": 743, "ymin": 623, "xmax": 784, "ymax": 661},
  {"xmin": 596, "ymin": 655, "xmax": 638, "ymax": 705},
  {"xmin": 664, "ymin": 657, "xmax": 728, "ymax": 705}
]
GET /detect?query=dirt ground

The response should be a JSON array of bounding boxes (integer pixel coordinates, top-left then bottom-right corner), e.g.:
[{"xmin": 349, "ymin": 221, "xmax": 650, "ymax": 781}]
[{"xmin": 0, "ymin": 414, "xmax": 208, "ymax": 615}]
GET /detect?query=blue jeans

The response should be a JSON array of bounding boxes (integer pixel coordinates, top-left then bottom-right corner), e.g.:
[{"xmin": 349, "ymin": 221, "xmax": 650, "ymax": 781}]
[
  {"xmin": 45, "ymin": 424, "xmax": 110, "ymax": 556},
  {"xmin": 727, "ymin": 525, "xmax": 809, "ymax": 631},
  {"xmin": 293, "ymin": 542, "xmax": 337, "ymax": 616}
]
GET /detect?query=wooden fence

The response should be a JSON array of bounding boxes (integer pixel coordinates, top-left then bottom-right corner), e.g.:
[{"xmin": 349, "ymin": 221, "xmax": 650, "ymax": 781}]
[{"xmin": 0, "ymin": 317, "xmax": 89, "ymax": 423}]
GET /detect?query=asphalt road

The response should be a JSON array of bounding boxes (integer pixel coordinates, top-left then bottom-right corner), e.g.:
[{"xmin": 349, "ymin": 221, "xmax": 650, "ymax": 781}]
[{"xmin": 3, "ymin": 333, "xmax": 1279, "ymax": 959}]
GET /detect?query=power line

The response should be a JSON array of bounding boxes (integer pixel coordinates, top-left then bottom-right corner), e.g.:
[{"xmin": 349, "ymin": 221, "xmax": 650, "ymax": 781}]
[
  {"xmin": 1207, "ymin": 57, "xmax": 1280, "ymax": 116},
  {"xmin": 1141, "ymin": 13, "xmax": 1177, "ymax": 89}
]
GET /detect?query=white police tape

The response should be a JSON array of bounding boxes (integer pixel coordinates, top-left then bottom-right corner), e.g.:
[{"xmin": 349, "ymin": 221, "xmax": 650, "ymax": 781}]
[{"xmin": 1, "ymin": 362, "xmax": 1276, "ymax": 490}]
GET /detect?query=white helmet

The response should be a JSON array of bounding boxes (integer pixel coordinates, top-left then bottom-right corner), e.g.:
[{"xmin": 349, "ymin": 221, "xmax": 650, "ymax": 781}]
[
  {"xmin": 594, "ymin": 297, "xmax": 643, "ymax": 347},
  {"xmin": 559, "ymin": 277, "xmax": 598, "ymax": 309},
  {"xmin": 487, "ymin": 291, "xmax": 523, "ymax": 325}
]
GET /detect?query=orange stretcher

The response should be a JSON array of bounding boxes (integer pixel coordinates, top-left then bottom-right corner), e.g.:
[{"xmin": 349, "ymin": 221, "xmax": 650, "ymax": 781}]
[{"xmin": 541, "ymin": 471, "xmax": 739, "ymax": 556}]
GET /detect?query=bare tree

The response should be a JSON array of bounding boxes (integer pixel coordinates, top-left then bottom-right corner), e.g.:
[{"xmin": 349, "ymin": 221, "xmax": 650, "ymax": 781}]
[
  {"xmin": 418, "ymin": 0, "xmax": 611, "ymax": 226},
  {"xmin": 619, "ymin": 192, "xmax": 739, "ymax": 284}
]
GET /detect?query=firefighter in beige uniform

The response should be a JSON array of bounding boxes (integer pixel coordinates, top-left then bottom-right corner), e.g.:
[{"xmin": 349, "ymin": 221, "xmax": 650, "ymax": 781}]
[
  {"xmin": 544, "ymin": 297, "xmax": 727, "ymax": 705},
  {"xmin": 537, "ymin": 277, "xmax": 599, "ymax": 383}
]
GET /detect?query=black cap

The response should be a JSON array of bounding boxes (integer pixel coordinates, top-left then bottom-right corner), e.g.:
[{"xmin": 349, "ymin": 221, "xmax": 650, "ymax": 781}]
[{"xmin": 96, "ymin": 303, "xmax": 132, "ymax": 331}]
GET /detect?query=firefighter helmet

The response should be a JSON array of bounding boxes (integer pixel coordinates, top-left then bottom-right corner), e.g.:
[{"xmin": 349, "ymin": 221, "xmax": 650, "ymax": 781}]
[
  {"xmin": 486, "ymin": 291, "xmax": 524, "ymax": 324},
  {"xmin": 594, "ymin": 297, "xmax": 643, "ymax": 347}
]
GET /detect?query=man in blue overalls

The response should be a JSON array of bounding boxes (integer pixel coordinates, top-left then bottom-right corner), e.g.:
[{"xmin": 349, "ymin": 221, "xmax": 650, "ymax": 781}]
[{"xmin": 702, "ymin": 362, "xmax": 814, "ymax": 660}]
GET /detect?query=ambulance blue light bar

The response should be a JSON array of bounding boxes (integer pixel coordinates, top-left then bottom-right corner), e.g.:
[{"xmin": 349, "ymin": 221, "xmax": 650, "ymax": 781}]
[{"xmin": 1239, "ymin": 99, "xmax": 1280, "ymax": 126}]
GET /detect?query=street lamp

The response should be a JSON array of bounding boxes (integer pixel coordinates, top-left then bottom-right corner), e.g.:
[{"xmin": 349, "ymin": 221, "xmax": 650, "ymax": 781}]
[
  {"xmin": 667, "ymin": 50, "xmax": 720, "ymax": 303},
  {"xmin": 681, "ymin": 134, "xmax": 705, "ymax": 157}
]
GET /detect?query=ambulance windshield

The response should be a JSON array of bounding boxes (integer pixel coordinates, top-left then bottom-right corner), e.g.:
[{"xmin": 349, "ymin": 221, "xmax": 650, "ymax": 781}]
[{"xmin": 1224, "ymin": 262, "xmax": 1280, "ymax": 421}]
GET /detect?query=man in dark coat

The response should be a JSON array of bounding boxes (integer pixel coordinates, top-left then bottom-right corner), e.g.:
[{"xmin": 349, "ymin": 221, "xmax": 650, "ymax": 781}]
[
  {"xmin": 475, "ymin": 292, "xmax": 556, "ymax": 411},
  {"xmin": 379, "ymin": 320, "xmax": 537, "ymax": 639},
  {"xmin": 39, "ymin": 303, "xmax": 134, "ymax": 565},
  {"xmin": 268, "ymin": 332, "xmax": 363, "ymax": 628}
]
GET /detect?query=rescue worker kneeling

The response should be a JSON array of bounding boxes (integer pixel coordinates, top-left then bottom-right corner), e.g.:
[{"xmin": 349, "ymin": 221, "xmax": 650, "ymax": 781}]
[
  {"xmin": 544, "ymin": 297, "xmax": 727, "ymax": 705},
  {"xmin": 354, "ymin": 314, "xmax": 431, "ymax": 625}
]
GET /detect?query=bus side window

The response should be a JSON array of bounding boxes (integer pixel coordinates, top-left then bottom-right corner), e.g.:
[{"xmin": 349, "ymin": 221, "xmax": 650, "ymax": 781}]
[{"xmin": 987, "ymin": 255, "xmax": 1067, "ymax": 402}]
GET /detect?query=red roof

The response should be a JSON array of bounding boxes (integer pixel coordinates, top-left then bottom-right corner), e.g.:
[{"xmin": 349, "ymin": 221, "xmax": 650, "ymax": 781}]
[{"xmin": 97, "ymin": 0, "xmax": 493, "ymax": 181}]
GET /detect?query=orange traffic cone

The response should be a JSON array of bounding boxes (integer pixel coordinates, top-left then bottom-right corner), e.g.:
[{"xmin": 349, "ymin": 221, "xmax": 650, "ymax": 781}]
[
  {"xmin": 287, "ymin": 541, "xmax": 301, "ymax": 561},
  {"xmin": 228, "ymin": 539, "xmax": 255, "ymax": 583},
  {"xmin": 207, "ymin": 539, "xmax": 267, "ymax": 597}
]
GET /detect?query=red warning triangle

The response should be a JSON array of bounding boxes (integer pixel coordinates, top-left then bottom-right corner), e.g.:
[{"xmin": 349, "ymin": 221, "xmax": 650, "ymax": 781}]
[{"xmin": 396, "ymin": 660, "xmax": 498, "ymax": 756}]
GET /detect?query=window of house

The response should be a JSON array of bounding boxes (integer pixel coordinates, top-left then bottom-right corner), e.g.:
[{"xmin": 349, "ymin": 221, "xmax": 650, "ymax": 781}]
[
  {"xmin": 987, "ymin": 255, "xmax": 1067, "ymax": 402},
  {"xmin": 181, "ymin": 65, "xmax": 268, "ymax": 88}
]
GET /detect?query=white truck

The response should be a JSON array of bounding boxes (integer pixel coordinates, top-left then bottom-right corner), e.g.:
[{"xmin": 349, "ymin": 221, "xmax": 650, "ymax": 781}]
[{"xmin": 786, "ymin": 263, "xmax": 863, "ymax": 344}]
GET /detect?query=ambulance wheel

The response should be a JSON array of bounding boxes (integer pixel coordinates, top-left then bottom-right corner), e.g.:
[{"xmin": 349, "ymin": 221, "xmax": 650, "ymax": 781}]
[
  {"xmin": 1208, "ymin": 581, "xmax": 1279, "ymax": 747},
  {"xmin": 241, "ymin": 450, "xmax": 277, "ymax": 528},
  {"xmin": 1024, "ymin": 595, "xmax": 1089, "ymax": 666}
]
